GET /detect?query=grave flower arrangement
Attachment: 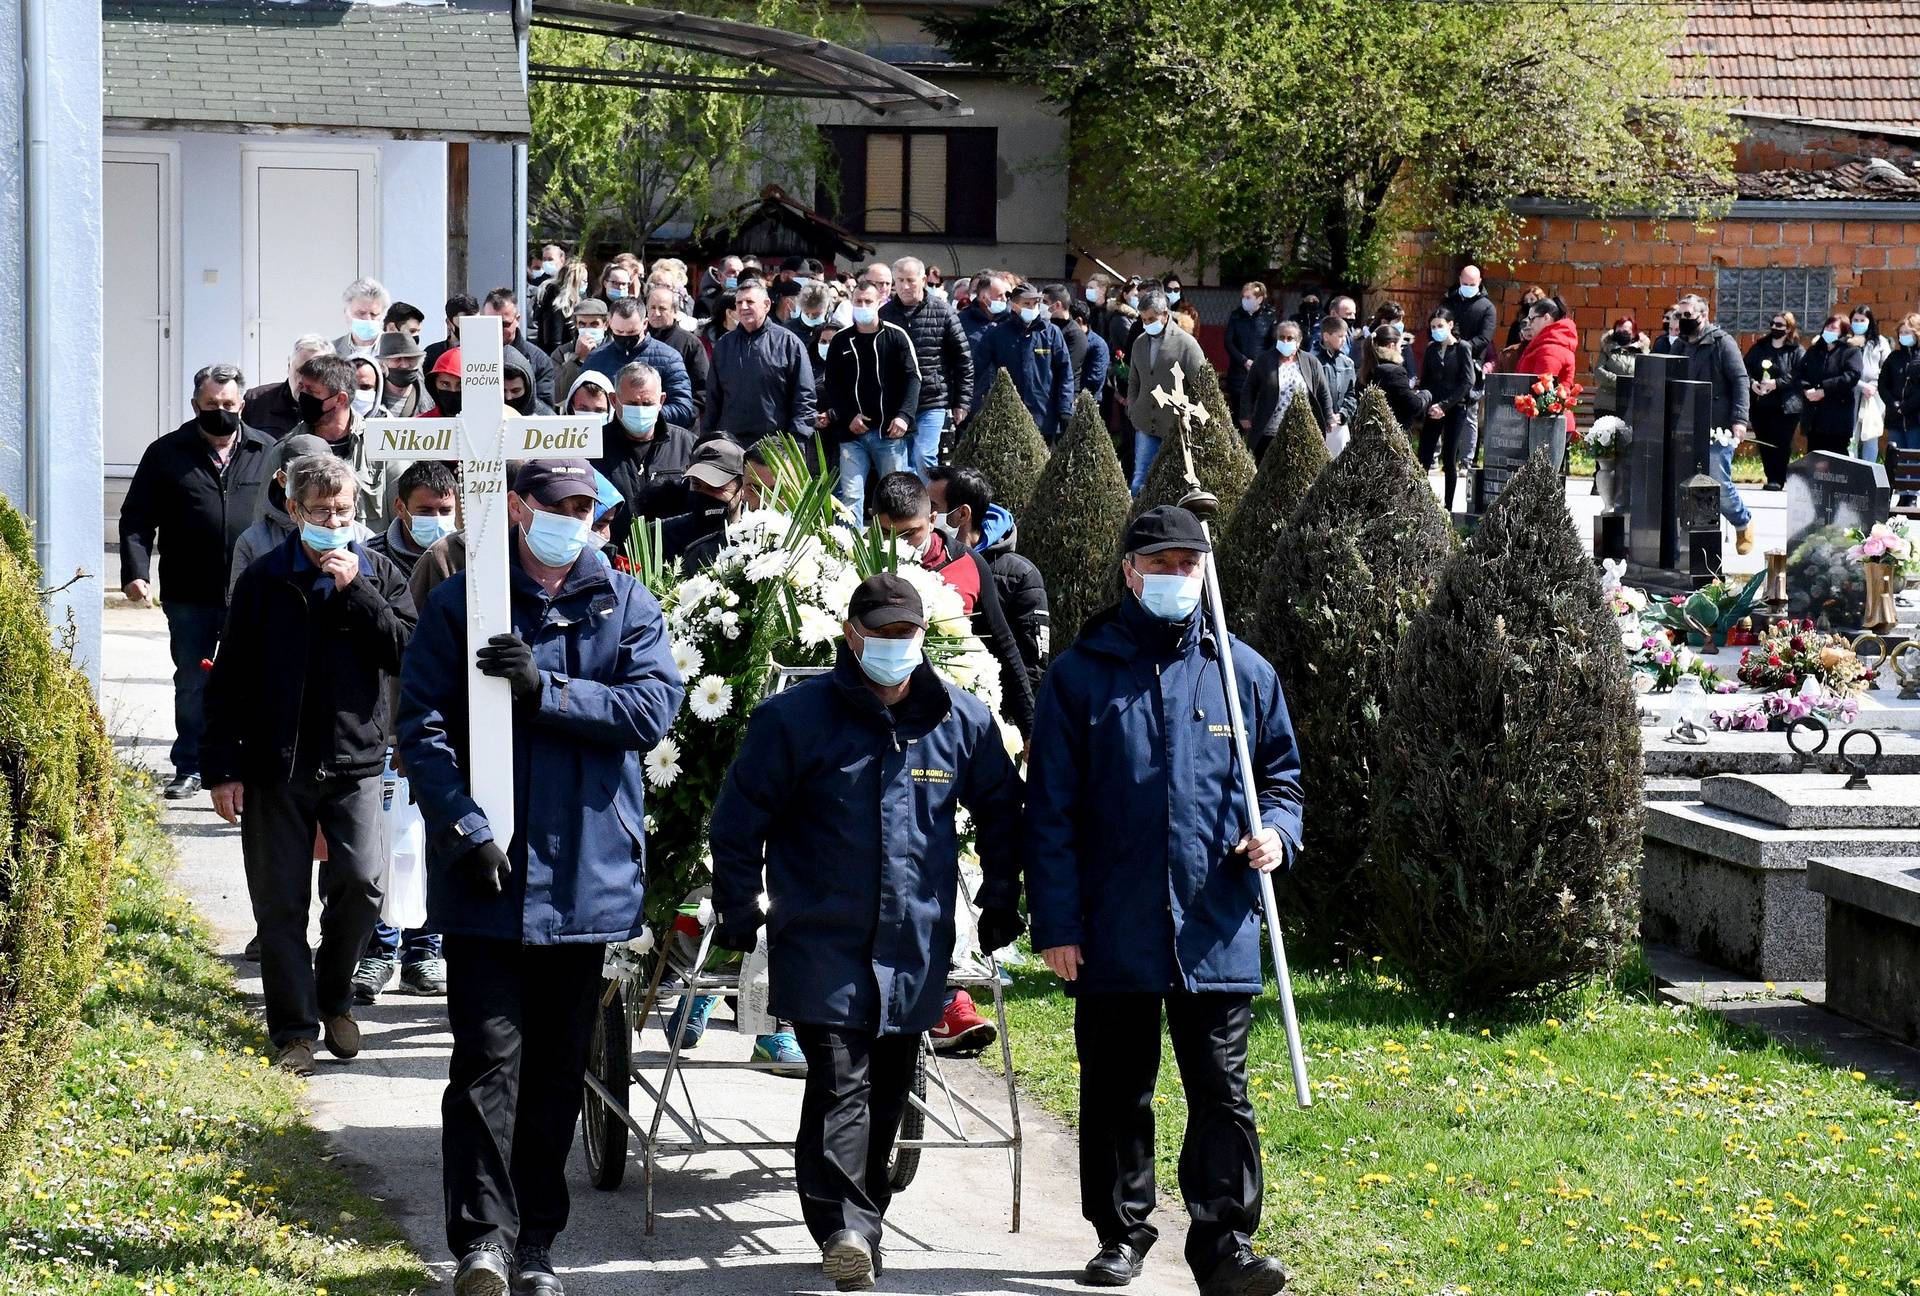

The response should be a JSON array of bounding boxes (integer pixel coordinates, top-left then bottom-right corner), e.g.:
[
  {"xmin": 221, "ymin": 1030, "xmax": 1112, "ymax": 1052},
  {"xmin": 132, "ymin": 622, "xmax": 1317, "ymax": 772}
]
[
  {"xmin": 1734, "ymin": 618, "xmax": 1871, "ymax": 695},
  {"xmin": 627, "ymin": 438, "xmax": 1009, "ymax": 932},
  {"xmin": 1640, "ymin": 572, "xmax": 1765, "ymax": 649},
  {"xmin": 1514, "ymin": 375, "xmax": 1580, "ymax": 420},
  {"xmin": 1845, "ymin": 519, "xmax": 1920, "ymax": 579},
  {"xmin": 1583, "ymin": 414, "xmax": 1627, "ymax": 459},
  {"xmin": 1710, "ymin": 678, "xmax": 1861, "ymax": 732}
]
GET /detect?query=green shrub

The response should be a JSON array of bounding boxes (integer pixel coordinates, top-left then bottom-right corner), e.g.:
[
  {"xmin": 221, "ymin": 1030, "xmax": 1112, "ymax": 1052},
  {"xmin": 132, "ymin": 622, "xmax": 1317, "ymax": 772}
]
[
  {"xmin": 1246, "ymin": 387, "xmax": 1454, "ymax": 951},
  {"xmin": 1129, "ymin": 360, "xmax": 1256, "ymax": 526},
  {"xmin": 1368, "ymin": 451, "xmax": 1642, "ymax": 1003},
  {"xmin": 0, "ymin": 493, "xmax": 116, "ymax": 1174},
  {"xmin": 1023, "ymin": 392, "xmax": 1134, "ymax": 648},
  {"xmin": 952, "ymin": 368, "xmax": 1051, "ymax": 518},
  {"xmin": 1215, "ymin": 394, "xmax": 1328, "ymax": 636}
]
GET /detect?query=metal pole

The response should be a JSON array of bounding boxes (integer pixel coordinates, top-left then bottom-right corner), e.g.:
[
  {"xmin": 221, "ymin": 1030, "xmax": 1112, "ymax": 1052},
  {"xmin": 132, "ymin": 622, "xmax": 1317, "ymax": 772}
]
[{"xmin": 23, "ymin": 0, "xmax": 54, "ymax": 577}]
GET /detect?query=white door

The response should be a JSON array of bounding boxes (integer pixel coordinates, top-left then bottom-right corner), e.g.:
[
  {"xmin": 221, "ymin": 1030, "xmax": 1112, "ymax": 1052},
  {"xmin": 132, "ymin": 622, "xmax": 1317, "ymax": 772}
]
[
  {"xmin": 103, "ymin": 144, "xmax": 178, "ymax": 473},
  {"xmin": 241, "ymin": 148, "xmax": 378, "ymax": 384}
]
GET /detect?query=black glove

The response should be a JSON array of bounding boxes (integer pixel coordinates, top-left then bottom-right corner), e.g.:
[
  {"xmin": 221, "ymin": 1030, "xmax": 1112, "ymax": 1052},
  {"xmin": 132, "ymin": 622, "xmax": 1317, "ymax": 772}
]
[
  {"xmin": 476, "ymin": 633, "xmax": 542, "ymax": 703},
  {"xmin": 713, "ymin": 919, "xmax": 759, "ymax": 953},
  {"xmin": 976, "ymin": 906, "xmax": 1026, "ymax": 955},
  {"xmin": 458, "ymin": 839, "xmax": 512, "ymax": 896}
]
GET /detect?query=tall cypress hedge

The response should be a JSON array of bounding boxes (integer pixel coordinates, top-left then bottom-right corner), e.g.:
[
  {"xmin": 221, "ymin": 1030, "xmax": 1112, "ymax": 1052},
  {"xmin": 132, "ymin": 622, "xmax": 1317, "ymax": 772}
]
[
  {"xmin": 1368, "ymin": 451, "xmax": 1642, "ymax": 1003},
  {"xmin": 1215, "ymin": 394, "xmax": 1328, "ymax": 636},
  {"xmin": 0, "ymin": 495, "xmax": 116, "ymax": 1173},
  {"xmin": 1246, "ymin": 387, "xmax": 1455, "ymax": 951},
  {"xmin": 1023, "ymin": 391, "xmax": 1134, "ymax": 649},
  {"xmin": 952, "ymin": 368, "xmax": 1051, "ymax": 518}
]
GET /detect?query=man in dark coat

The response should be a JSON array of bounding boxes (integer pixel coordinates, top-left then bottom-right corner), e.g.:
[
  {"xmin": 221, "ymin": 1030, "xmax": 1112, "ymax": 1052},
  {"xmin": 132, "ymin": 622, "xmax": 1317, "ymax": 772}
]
[
  {"xmin": 119, "ymin": 362, "xmax": 275, "ymax": 798},
  {"xmin": 710, "ymin": 573, "xmax": 1024, "ymax": 1292},
  {"xmin": 706, "ymin": 280, "xmax": 817, "ymax": 446},
  {"xmin": 397, "ymin": 459, "xmax": 683, "ymax": 1295},
  {"xmin": 881, "ymin": 256, "xmax": 975, "ymax": 476},
  {"xmin": 1677, "ymin": 291, "xmax": 1757, "ymax": 554},
  {"xmin": 482, "ymin": 287, "xmax": 557, "ymax": 409},
  {"xmin": 821, "ymin": 281, "xmax": 923, "ymax": 516},
  {"xmin": 1310, "ymin": 317, "xmax": 1358, "ymax": 448},
  {"xmin": 593, "ymin": 360, "xmax": 696, "ymax": 536},
  {"xmin": 583, "ymin": 298, "xmax": 696, "ymax": 428},
  {"xmin": 243, "ymin": 335, "xmax": 334, "ymax": 438},
  {"xmin": 1025, "ymin": 506, "xmax": 1303, "ymax": 1296},
  {"xmin": 983, "ymin": 284, "xmax": 1076, "ymax": 440},
  {"xmin": 1439, "ymin": 265, "xmax": 1498, "ymax": 468},
  {"xmin": 927, "ymin": 465, "xmax": 1050, "ymax": 693},
  {"xmin": 659, "ymin": 439, "xmax": 748, "ymax": 571},
  {"xmin": 1224, "ymin": 285, "xmax": 1277, "ymax": 423},
  {"xmin": 646, "ymin": 284, "xmax": 711, "ymax": 432},
  {"xmin": 202, "ymin": 452, "xmax": 417, "ymax": 1077}
]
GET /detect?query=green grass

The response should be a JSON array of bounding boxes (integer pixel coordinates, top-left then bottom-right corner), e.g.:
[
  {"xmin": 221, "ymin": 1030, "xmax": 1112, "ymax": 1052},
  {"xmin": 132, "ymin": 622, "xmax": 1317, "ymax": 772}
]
[
  {"xmin": 1564, "ymin": 441, "xmax": 1769, "ymax": 484},
  {"xmin": 0, "ymin": 772, "xmax": 432, "ymax": 1295},
  {"xmin": 994, "ymin": 952, "xmax": 1920, "ymax": 1296}
]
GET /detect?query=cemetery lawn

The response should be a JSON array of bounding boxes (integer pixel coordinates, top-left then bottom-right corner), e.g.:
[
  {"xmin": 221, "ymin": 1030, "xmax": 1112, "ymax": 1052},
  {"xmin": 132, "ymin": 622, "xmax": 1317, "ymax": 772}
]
[
  {"xmin": 0, "ymin": 771, "xmax": 431, "ymax": 1295},
  {"xmin": 1568, "ymin": 441, "xmax": 1767, "ymax": 484},
  {"xmin": 995, "ymin": 951, "xmax": 1920, "ymax": 1296}
]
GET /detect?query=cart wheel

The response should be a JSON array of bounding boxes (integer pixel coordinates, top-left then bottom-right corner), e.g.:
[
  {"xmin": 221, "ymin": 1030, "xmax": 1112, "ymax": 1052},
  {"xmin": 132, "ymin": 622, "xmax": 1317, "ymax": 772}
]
[
  {"xmin": 887, "ymin": 1037, "xmax": 929, "ymax": 1191},
  {"xmin": 582, "ymin": 980, "xmax": 629, "ymax": 1191}
]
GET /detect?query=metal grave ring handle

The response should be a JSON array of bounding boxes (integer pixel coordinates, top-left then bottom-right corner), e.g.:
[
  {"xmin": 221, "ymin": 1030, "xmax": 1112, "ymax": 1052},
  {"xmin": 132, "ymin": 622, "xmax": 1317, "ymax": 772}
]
[{"xmin": 1838, "ymin": 727, "xmax": 1884, "ymax": 791}]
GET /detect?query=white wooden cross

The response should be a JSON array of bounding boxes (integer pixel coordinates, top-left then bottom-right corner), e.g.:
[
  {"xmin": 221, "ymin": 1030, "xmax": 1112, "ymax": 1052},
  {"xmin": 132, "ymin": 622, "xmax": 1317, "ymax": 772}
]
[{"xmin": 367, "ymin": 314, "xmax": 604, "ymax": 850}]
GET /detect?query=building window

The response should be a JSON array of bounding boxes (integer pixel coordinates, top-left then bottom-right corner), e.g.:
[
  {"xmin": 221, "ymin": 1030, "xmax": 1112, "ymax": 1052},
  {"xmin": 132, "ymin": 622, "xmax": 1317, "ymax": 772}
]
[
  {"xmin": 1714, "ymin": 267, "xmax": 1834, "ymax": 334},
  {"xmin": 817, "ymin": 127, "xmax": 997, "ymax": 242}
]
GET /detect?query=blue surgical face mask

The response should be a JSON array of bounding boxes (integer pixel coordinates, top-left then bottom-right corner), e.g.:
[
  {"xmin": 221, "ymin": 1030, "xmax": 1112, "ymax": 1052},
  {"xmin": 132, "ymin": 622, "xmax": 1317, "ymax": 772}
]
[
  {"xmin": 577, "ymin": 326, "xmax": 605, "ymax": 348},
  {"xmin": 1142, "ymin": 319, "xmax": 1165, "ymax": 337},
  {"xmin": 1018, "ymin": 305, "xmax": 1040, "ymax": 324},
  {"xmin": 523, "ymin": 506, "xmax": 592, "ymax": 567},
  {"xmin": 1851, "ymin": 319, "xmax": 1869, "ymax": 336},
  {"xmin": 1242, "ymin": 296, "xmax": 1259, "ymax": 314},
  {"xmin": 1166, "ymin": 290, "xmax": 1182, "ymax": 304},
  {"xmin": 1457, "ymin": 283, "xmax": 1479, "ymax": 299},
  {"xmin": 541, "ymin": 259, "xmax": 560, "ymax": 277},
  {"xmin": 856, "ymin": 629, "xmax": 923, "ymax": 686},
  {"xmin": 1276, "ymin": 338, "xmax": 1298, "ymax": 357},
  {"xmin": 619, "ymin": 403, "xmax": 661, "ymax": 437},
  {"xmin": 723, "ymin": 276, "xmax": 739, "ymax": 290},
  {"xmin": 300, "ymin": 519, "xmax": 355, "ymax": 553},
  {"xmin": 1902, "ymin": 332, "xmax": 1916, "ymax": 348},
  {"xmin": 852, "ymin": 305, "xmax": 879, "ymax": 327},
  {"xmin": 801, "ymin": 312, "xmax": 826, "ymax": 328},
  {"xmin": 1126, "ymin": 294, "xmax": 1141, "ymax": 309},
  {"xmin": 1431, "ymin": 326, "xmax": 1451, "ymax": 344},
  {"xmin": 988, "ymin": 298, "xmax": 1008, "ymax": 315},
  {"xmin": 1133, "ymin": 568, "xmax": 1202, "ymax": 621},
  {"xmin": 1823, "ymin": 328, "xmax": 1841, "ymax": 345},
  {"xmin": 409, "ymin": 512, "xmax": 455, "ymax": 548},
  {"xmin": 1085, "ymin": 286, "xmax": 1102, "ymax": 304},
  {"xmin": 606, "ymin": 287, "xmax": 628, "ymax": 301},
  {"xmin": 348, "ymin": 317, "xmax": 379, "ymax": 344},
  {"xmin": 1390, "ymin": 321, "xmax": 1405, "ymax": 336}
]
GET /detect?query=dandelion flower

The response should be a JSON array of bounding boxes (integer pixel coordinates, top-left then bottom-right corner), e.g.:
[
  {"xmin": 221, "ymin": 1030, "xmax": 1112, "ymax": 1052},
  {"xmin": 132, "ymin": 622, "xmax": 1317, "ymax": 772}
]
[
  {"xmin": 644, "ymin": 737, "xmax": 682, "ymax": 788},
  {"xmin": 689, "ymin": 674, "xmax": 734, "ymax": 722}
]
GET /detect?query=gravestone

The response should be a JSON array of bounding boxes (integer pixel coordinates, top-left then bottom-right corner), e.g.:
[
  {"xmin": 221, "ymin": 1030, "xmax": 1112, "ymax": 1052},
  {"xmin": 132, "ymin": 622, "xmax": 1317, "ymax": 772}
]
[
  {"xmin": 1471, "ymin": 373, "xmax": 1566, "ymax": 514},
  {"xmin": 1626, "ymin": 353, "xmax": 1688, "ymax": 571},
  {"xmin": 1783, "ymin": 450, "xmax": 1890, "ymax": 629},
  {"xmin": 1806, "ymin": 856, "xmax": 1920, "ymax": 1044}
]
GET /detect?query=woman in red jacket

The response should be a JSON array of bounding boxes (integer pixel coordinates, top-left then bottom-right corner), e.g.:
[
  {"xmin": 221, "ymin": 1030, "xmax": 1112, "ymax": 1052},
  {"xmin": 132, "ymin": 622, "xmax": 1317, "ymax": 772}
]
[{"xmin": 1514, "ymin": 296, "xmax": 1580, "ymax": 436}]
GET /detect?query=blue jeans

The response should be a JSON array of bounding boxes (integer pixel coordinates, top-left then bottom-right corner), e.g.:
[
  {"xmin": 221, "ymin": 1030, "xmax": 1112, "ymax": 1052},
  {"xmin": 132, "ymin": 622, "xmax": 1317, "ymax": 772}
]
[
  {"xmin": 369, "ymin": 922, "xmax": 441, "ymax": 963},
  {"xmin": 1894, "ymin": 423, "xmax": 1920, "ymax": 453},
  {"xmin": 837, "ymin": 431, "xmax": 913, "ymax": 515},
  {"xmin": 909, "ymin": 407, "xmax": 948, "ymax": 479},
  {"xmin": 162, "ymin": 600, "xmax": 224, "ymax": 777},
  {"xmin": 1131, "ymin": 431, "xmax": 1162, "ymax": 495},
  {"xmin": 1710, "ymin": 441, "xmax": 1752, "ymax": 528}
]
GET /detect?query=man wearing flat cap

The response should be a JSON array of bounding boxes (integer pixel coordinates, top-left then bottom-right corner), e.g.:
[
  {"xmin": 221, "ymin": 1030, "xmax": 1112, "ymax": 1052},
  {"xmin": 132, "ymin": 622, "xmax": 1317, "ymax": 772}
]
[
  {"xmin": 983, "ymin": 281, "xmax": 1076, "ymax": 441},
  {"xmin": 710, "ymin": 572, "xmax": 1025, "ymax": 1292},
  {"xmin": 659, "ymin": 438, "xmax": 749, "ymax": 572},
  {"xmin": 1024, "ymin": 505, "xmax": 1304, "ymax": 1296},
  {"xmin": 397, "ymin": 458, "xmax": 684, "ymax": 1295}
]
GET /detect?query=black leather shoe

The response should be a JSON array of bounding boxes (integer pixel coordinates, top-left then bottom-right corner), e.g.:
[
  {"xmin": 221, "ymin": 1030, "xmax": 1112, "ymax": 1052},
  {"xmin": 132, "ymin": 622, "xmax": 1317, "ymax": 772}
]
[
  {"xmin": 1200, "ymin": 1249, "xmax": 1290, "ymax": 1296},
  {"xmin": 1082, "ymin": 1240, "xmax": 1145, "ymax": 1287},
  {"xmin": 512, "ymin": 1243, "xmax": 565, "ymax": 1294},
  {"xmin": 454, "ymin": 1247, "xmax": 511, "ymax": 1296}
]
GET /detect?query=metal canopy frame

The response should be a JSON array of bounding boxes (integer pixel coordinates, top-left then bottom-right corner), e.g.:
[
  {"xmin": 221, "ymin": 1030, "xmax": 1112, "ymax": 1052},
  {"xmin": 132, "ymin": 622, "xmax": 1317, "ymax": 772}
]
[{"xmin": 530, "ymin": 0, "xmax": 970, "ymax": 118}]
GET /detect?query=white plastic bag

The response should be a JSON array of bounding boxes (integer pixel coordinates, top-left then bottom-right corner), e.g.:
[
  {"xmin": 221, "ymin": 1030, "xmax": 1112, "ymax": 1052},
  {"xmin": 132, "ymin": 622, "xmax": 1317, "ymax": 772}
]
[
  {"xmin": 735, "ymin": 927, "xmax": 775, "ymax": 1038},
  {"xmin": 381, "ymin": 776, "xmax": 429, "ymax": 930}
]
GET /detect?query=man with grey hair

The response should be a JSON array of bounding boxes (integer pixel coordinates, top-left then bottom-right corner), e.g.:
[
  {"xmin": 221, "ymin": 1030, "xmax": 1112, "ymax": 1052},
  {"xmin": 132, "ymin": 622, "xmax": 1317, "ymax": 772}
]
[
  {"xmin": 883, "ymin": 255, "xmax": 975, "ymax": 474},
  {"xmin": 258, "ymin": 352, "xmax": 394, "ymax": 531},
  {"xmin": 334, "ymin": 277, "xmax": 392, "ymax": 356},
  {"xmin": 1125, "ymin": 289, "xmax": 1208, "ymax": 493},
  {"xmin": 203, "ymin": 450, "xmax": 416, "ymax": 1076},
  {"xmin": 595, "ymin": 360, "xmax": 697, "ymax": 528},
  {"xmin": 245, "ymin": 333, "xmax": 335, "ymax": 438},
  {"xmin": 120, "ymin": 361, "xmax": 276, "ymax": 799}
]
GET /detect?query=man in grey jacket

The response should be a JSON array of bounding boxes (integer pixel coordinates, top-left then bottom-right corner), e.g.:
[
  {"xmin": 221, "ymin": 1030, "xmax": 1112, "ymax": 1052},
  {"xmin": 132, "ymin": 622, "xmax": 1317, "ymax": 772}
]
[
  {"xmin": 1125, "ymin": 291, "xmax": 1209, "ymax": 495},
  {"xmin": 1677, "ymin": 292, "xmax": 1757, "ymax": 554},
  {"xmin": 706, "ymin": 280, "xmax": 817, "ymax": 447}
]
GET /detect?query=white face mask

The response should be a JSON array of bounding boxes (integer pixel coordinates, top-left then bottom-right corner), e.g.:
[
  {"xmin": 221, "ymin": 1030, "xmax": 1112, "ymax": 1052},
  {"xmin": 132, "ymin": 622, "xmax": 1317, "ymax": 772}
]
[{"xmin": 350, "ymin": 390, "xmax": 377, "ymax": 417}]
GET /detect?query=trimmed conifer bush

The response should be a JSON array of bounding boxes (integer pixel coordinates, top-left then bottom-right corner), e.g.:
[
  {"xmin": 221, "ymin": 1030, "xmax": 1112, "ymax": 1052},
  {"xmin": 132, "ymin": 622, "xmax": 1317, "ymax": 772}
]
[
  {"xmin": 1023, "ymin": 391, "xmax": 1134, "ymax": 648},
  {"xmin": 1368, "ymin": 451, "xmax": 1642, "ymax": 1003},
  {"xmin": 952, "ymin": 368, "xmax": 1050, "ymax": 518},
  {"xmin": 1247, "ymin": 386, "xmax": 1455, "ymax": 950},
  {"xmin": 1215, "ymin": 394, "xmax": 1328, "ymax": 636},
  {"xmin": 1129, "ymin": 360, "xmax": 1256, "ymax": 526},
  {"xmin": 0, "ymin": 494, "xmax": 116, "ymax": 1173}
]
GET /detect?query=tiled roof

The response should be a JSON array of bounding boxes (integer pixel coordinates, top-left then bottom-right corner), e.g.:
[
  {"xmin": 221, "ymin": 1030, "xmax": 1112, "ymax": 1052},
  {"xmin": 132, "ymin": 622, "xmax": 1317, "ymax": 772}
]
[
  {"xmin": 103, "ymin": 1, "xmax": 529, "ymax": 141},
  {"xmin": 1684, "ymin": 1, "xmax": 1920, "ymax": 135},
  {"xmin": 1736, "ymin": 158, "xmax": 1920, "ymax": 201}
]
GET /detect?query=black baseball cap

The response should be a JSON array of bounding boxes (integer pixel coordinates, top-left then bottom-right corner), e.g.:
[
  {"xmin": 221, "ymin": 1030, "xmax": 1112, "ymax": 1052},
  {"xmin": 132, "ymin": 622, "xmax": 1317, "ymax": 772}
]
[
  {"xmin": 513, "ymin": 459, "xmax": 598, "ymax": 505},
  {"xmin": 1124, "ymin": 505, "xmax": 1211, "ymax": 555},
  {"xmin": 685, "ymin": 438, "xmax": 746, "ymax": 489},
  {"xmin": 848, "ymin": 572, "xmax": 927, "ymax": 631}
]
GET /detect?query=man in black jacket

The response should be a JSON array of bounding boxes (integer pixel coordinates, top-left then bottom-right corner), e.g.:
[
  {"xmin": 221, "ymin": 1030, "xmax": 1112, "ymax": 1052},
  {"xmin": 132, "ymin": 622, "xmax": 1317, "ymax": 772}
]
[
  {"xmin": 706, "ymin": 280, "xmax": 817, "ymax": 447},
  {"xmin": 646, "ymin": 284, "xmax": 711, "ymax": 432},
  {"xmin": 822, "ymin": 280, "xmax": 923, "ymax": 516},
  {"xmin": 1678, "ymin": 291, "xmax": 1757, "ymax": 554},
  {"xmin": 927, "ymin": 465, "xmax": 1050, "ymax": 694},
  {"xmin": 120, "ymin": 362, "xmax": 276, "ymax": 799},
  {"xmin": 1439, "ymin": 264, "xmax": 1498, "ymax": 469},
  {"xmin": 202, "ymin": 451, "xmax": 416, "ymax": 1077},
  {"xmin": 660, "ymin": 439, "xmax": 749, "ymax": 571},
  {"xmin": 881, "ymin": 256, "xmax": 974, "ymax": 477},
  {"xmin": 597, "ymin": 360, "xmax": 697, "ymax": 535},
  {"xmin": 243, "ymin": 335, "xmax": 334, "ymax": 439}
]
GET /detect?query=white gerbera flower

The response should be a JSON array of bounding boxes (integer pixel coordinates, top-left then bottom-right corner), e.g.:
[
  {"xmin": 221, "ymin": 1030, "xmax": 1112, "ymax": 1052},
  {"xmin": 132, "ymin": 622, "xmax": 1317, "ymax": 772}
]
[
  {"xmin": 798, "ymin": 603, "xmax": 840, "ymax": 645},
  {"xmin": 671, "ymin": 640, "xmax": 704, "ymax": 681},
  {"xmin": 644, "ymin": 737, "xmax": 682, "ymax": 788},
  {"xmin": 744, "ymin": 550, "xmax": 789, "ymax": 583},
  {"xmin": 689, "ymin": 674, "xmax": 734, "ymax": 721}
]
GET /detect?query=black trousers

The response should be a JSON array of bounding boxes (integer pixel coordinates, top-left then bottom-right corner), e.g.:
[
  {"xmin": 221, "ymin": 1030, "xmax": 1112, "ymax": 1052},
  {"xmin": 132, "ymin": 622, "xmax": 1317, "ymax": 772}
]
[
  {"xmin": 1075, "ymin": 991, "xmax": 1261, "ymax": 1282},
  {"xmin": 443, "ymin": 935, "xmax": 606, "ymax": 1259},
  {"xmin": 793, "ymin": 1024, "xmax": 921, "ymax": 1250},
  {"xmin": 240, "ymin": 771, "xmax": 384, "ymax": 1046},
  {"xmin": 1417, "ymin": 406, "xmax": 1468, "ymax": 512},
  {"xmin": 1754, "ymin": 406, "xmax": 1798, "ymax": 486},
  {"xmin": 162, "ymin": 600, "xmax": 223, "ymax": 777}
]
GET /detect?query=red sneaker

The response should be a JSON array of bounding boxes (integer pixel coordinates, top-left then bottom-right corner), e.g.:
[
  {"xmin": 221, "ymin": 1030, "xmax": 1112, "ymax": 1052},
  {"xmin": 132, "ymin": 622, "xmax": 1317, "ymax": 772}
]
[{"xmin": 929, "ymin": 989, "xmax": 996, "ymax": 1055}]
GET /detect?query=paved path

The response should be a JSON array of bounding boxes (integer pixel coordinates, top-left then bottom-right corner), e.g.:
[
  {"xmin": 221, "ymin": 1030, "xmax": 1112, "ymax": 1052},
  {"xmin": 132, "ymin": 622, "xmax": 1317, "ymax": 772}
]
[{"xmin": 101, "ymin": 600, "xmax": 1197, "ymax": 1296}]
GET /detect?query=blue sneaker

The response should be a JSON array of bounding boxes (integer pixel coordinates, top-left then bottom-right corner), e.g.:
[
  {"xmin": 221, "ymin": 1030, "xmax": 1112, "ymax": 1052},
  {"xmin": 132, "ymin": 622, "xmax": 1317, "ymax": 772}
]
[
  {"xmin": 665, "ymin": 994, "xmax": 717, "ymax": 1049},
  {"xmin": 752, "ymin": 1031, "xmax": 807, "ymax": 1078}
]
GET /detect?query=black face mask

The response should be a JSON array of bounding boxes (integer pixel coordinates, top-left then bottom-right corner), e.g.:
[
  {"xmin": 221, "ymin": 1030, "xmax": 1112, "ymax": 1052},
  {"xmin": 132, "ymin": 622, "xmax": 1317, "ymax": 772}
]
[
  {"xmin": 196, "ymin": 407, "xmax": 241, "ymax": 438},
  {"xmin": 1677, "ymin": 316, "xmax": 1701, "ymax": 338},
  {"xmin": 434, "ymin": 386, "xmax": 463, "ymax": 416},
  {"xmin": 297, "ymin": 391, "xmax": 330, "ymax": 425},
  {"xmin": 1770, "ymin": 325, "xmax": 1788, "ymax": 337},
  {"xmin": 612, "ymin": 332, "xmax": 644, "ymax": 355}
]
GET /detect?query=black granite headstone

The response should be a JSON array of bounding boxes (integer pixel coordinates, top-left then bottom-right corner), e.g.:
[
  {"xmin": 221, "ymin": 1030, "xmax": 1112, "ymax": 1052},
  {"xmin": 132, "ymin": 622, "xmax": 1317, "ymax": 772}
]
[
  {"xmin": 1784, "ymin": 450, "xmax": 1892, "ymax": 629},
  {"xmin": 1626, "ymin": 353, "xmax": 1688, "ymax": 569},
  {"xmin": 1472, "ymin": 373, "xmax": 1562, "ymax": 513},
  {"xmin": 1665, "ymin": 379, "xmax": 1712, "ymax": 570}
]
